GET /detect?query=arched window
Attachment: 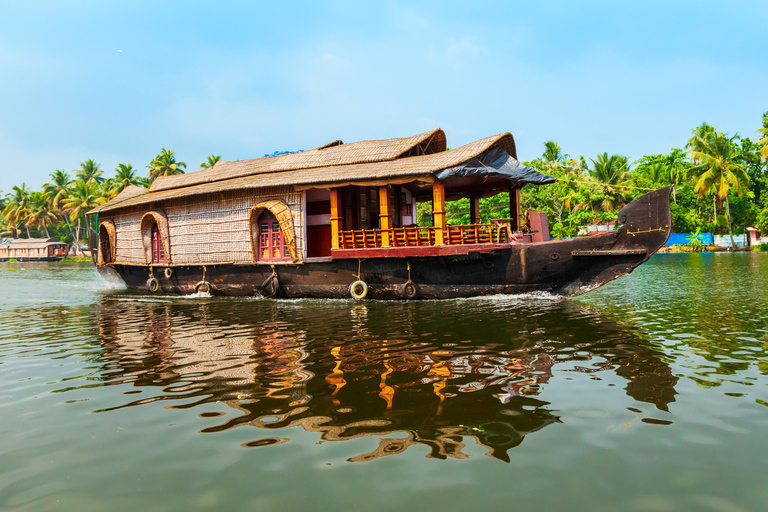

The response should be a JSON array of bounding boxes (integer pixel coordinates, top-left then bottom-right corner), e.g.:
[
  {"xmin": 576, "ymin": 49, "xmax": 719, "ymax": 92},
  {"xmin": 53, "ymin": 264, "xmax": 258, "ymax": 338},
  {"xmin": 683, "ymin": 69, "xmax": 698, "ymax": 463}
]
[
  {"xmin": 99, "ymin": 225, "xmax": 112, "ymax": 264},
  {"xmin": 257, "ymin": 211, "xmax": 290, "ymax": 261},
  {"xmin": 151, "ymin": 223, "xmax": 166, "ymax": 264}
]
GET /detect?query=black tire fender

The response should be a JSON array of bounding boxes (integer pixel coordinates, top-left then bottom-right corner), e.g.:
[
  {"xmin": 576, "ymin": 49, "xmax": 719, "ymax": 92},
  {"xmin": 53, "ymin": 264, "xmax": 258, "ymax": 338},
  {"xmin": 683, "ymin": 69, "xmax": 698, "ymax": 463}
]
[
  {"xmin": 147, "ymin": 277, "xmax": 160, "ymax": 293},
  {"xmin": 262, "ymin": 275, "xmax": 281, "ymax": 297},
  {"xmin": 194, "ymin": 281, "xmax": 212, "ymax": 294},
  {"xmin": 402, "ymin": 282, "xmax": 418, "ymax": 299}
]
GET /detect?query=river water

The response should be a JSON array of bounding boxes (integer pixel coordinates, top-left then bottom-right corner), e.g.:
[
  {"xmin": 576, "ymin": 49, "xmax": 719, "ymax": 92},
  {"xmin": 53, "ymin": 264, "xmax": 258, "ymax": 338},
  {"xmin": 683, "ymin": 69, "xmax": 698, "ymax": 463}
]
[{"xmin": 1, "ymin": 254, "xmax": 767, "ymax": 511}]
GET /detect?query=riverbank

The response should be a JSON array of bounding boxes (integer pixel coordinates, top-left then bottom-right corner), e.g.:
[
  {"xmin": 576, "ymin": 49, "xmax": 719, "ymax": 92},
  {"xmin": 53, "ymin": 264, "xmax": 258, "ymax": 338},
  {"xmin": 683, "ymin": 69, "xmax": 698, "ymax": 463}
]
[{"xmin": 658, "ymin": 244, "xmax": 753, "ymax": 253}]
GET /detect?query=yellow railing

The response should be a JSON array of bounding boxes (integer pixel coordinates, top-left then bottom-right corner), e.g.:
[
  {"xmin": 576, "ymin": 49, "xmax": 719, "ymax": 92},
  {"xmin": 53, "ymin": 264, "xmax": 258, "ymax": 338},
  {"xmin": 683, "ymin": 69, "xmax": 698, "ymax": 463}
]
[{"xmin": 338, "ymin": 224, "xmax": 511, "ymax": 249}]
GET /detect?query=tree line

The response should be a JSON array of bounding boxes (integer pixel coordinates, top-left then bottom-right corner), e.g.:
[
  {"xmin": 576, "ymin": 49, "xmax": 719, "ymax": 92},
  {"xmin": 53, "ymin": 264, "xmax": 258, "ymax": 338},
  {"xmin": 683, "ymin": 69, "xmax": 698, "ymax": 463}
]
[
  {"xmin": 427, "ymin": 112, "xmax": 768, "ymax": 246},
  {"xmin": 0, "ymin": 151, "xmax": 221, "ymax": 247},
  {"xmin": 3, "ymin": 112, "xmax": 768, "ymax": 248}
]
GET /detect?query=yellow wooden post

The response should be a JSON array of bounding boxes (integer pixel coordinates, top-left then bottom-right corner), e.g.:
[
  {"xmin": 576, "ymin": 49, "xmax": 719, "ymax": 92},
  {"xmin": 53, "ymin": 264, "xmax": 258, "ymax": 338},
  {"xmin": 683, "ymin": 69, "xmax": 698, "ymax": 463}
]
[
  {"xmin": 330, "ymin": 188, "xmax": 341, "ymax": 249},
  {"xmin": 433, "ymin": 181, "xmax": 446, "ymax": 245},
  {"xmin": 379, "ymin": 186, "xmax": 391, "ymax": 247}
]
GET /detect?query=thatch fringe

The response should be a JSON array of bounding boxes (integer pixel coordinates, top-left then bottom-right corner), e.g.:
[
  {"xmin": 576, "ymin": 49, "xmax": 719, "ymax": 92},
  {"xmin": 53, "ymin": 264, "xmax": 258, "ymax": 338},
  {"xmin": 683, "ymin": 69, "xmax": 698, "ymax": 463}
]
[{"xmin": 94, "ymin": 132, "xmax": 515, "ymax": 214}]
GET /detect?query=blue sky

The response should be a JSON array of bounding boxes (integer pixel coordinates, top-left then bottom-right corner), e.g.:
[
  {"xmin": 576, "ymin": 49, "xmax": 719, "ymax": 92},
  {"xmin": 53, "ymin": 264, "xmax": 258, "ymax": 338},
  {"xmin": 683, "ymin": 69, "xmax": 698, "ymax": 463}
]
[{"xmin": 1, "ymin": 0, "xmax": 766, "ymax": 193}]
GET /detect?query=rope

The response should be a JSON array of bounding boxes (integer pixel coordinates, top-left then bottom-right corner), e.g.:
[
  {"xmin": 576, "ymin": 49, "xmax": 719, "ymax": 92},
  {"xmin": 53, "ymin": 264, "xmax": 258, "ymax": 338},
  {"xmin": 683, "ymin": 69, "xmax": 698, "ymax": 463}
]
[
  {"xmin": 627, "ymin": 227, "xmax": 667, "ymax": 237},
  {"xmin": 353, "ymin": 258, "xmax": 362, "ymax": 280},
  {"xmin": 202, "ymin": 265, "xmax": 207, "ymax": 281},
  {"xmin": 559, "ymin": 178, "xmax": 660, "ymax": 192},
  {"xmin": 406, "ymin": 260, "xmax": 412, "ymax": 285}
]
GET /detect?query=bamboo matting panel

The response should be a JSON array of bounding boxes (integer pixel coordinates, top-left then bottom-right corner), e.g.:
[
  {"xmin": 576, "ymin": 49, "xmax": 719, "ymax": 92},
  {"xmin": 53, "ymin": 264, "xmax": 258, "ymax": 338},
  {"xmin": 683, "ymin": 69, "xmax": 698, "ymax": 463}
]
[{"xmin": 106, "ymin": 186, "xmax": 303, "ymax": 266}]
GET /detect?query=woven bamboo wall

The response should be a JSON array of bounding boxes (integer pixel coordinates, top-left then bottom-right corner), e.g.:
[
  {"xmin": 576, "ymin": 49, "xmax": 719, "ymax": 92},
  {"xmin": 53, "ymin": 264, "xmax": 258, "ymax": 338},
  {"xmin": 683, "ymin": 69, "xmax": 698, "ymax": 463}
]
[{"xmin": 106, "ymin": 186, "xmax": 303, "ymax": 265}]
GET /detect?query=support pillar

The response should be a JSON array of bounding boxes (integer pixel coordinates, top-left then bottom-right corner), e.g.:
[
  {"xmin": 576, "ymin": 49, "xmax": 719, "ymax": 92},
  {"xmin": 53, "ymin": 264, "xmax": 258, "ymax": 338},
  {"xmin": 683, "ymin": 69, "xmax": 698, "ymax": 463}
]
[
  {"xmin": 469, "ymin": 194, "xmax": 480, "ymax": 225},
  {"xmin": 509, "ymin": 186, "xmax": 521, "ymax": 231},
  {"xmin": 379, "ymin": 186, "xmax": 391, "ymax": 247},
  {"xmin": 330, "ymin": 188, "xmax": 341, "ymax": 249},
  {"xmin": 433, "ymin": 181, "xmax": 446, "ymax": 245}
]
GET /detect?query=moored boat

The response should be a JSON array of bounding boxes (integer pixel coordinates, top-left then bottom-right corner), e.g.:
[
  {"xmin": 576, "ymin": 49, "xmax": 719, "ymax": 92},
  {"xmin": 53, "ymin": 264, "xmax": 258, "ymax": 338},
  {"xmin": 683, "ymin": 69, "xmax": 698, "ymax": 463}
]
[
  {"xmin": 0, "ymin": 238, "xmax": 68, "ymax": 262},
  {"xmin": 87, "ymin": 129, "xmax": 671, "ymax": 298}
]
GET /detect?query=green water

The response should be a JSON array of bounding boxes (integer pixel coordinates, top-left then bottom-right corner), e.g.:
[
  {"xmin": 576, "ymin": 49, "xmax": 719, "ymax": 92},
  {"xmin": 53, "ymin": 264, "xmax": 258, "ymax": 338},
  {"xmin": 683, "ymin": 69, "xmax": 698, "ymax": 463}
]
[{"xmin": 1, "ymin": 255, "xmax": 767, "ymax": 511}]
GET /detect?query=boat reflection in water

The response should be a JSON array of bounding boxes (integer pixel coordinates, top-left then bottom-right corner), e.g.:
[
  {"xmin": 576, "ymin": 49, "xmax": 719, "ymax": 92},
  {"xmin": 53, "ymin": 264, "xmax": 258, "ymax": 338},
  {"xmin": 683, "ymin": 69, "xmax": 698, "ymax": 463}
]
[{"xmin": 95, "ymin": 295, "xmax": 677, "ymax": 462}]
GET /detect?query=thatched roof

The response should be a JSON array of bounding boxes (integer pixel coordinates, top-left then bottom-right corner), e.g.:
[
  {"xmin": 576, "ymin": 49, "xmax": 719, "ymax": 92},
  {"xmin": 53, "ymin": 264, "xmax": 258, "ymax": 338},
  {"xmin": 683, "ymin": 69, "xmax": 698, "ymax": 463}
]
[
  {"xmin": 1, "ymin": 238, "xmax": 65, "ymax": 249},
  {"xmin": 150, "ymin": 128, "xmax": 449, "ymax": 193},
  {"xmin": 92, "ymin": 130, "xmax": 518, "ymax": 214}
]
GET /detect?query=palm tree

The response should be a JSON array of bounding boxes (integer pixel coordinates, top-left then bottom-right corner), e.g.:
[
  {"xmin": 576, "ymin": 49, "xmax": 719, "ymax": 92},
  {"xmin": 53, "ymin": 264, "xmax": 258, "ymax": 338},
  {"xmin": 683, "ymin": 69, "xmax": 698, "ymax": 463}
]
[
  {"xmin": 589, "ymin": 153, "xmax": 631, "ymax": 212},
  {"xmin": 758, "ymin": 112, "xmax": 768, "ymax": 167},
  {"xmin": 148, "ymin": 149, "xmax": 186, "ymax": 183},
  {"xmin": 687, "ymin": 130, "xmax": 749, "ymax": 247},
  {"xmin": 541, "ymin": 142, "xmax": 568, "ymax": 166},
  {"xmin": 200, "ymin": 154, "xmax": 221, "ymax": 169},
  {"xmin": 42, "ymin": 170, "xmax": 77, "ymax": 243},
  {"xmin": 62, "ymin": 180, "xmax": 106, "ymax": 245},
  {"xmin": 2, "ymin": 184, "xmax": 32, "ymax": 237},
  {"xmin": 26, "ymin": 191, "xmax": 58, "ymax": 238},
  {"xmin": 108, "ymin": 163, "xmax": 144, "ymax": 196},
  {"xmin": 76, "ymin": 159, "xmax": 105, "ymax": 184}
]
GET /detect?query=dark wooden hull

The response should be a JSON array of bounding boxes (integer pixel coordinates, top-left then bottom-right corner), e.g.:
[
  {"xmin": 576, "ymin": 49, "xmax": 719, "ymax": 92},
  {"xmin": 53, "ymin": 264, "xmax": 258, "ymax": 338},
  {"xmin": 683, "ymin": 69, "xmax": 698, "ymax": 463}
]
[{"xmin": 97, "ymin": 187, "xmax": 672, "ymax": 299}]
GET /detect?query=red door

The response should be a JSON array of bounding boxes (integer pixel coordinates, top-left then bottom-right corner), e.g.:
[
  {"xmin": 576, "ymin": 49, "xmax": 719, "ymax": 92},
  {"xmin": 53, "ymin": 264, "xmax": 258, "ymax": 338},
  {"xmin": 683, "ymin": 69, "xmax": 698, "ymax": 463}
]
[
  {"xmin": 151, "ymin": 224, "xmax": 166, "ymax": 264},
  {"xmin": 258, "ymin": 215, "xmax": 289, "ymax": 261}
]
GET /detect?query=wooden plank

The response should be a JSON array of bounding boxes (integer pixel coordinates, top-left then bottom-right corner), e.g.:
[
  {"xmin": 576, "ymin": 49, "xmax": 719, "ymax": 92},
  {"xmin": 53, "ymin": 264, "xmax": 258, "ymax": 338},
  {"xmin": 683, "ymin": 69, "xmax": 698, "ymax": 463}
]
[{"xmin": 332, "ymin": 243, "xmax": 510, "ymax": 259}]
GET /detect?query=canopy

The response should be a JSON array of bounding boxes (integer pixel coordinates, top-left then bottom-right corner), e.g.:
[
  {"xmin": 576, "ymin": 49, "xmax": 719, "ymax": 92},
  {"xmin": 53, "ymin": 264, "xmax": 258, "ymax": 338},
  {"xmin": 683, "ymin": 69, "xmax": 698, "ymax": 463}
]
[{"xmin": 435, "ymin": 147, "xmax": 556, "ymax": 187}]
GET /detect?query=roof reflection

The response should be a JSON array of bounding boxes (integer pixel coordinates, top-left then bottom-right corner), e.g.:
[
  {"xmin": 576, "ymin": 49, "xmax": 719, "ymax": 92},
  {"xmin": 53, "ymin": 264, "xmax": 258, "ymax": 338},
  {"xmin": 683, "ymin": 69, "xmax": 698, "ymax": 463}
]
[{"xmin": 95, "ymin": 296, "xmax": 677, "ymax": 461}]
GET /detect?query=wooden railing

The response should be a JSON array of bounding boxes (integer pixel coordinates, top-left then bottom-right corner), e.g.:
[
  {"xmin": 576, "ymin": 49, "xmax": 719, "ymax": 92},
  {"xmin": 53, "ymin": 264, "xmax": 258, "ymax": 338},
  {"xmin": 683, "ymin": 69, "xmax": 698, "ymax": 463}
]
[{"xmin": 338, "ymin": 224, "xmax": 512, "ymax": 249}]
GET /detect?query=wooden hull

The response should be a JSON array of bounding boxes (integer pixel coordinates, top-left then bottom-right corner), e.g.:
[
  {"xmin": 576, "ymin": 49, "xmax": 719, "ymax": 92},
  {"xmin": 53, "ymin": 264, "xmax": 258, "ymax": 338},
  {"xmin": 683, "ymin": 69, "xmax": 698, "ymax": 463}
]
[{"xmin": 97, "ymin": 187, "xmax": 672, "ymax": 299}]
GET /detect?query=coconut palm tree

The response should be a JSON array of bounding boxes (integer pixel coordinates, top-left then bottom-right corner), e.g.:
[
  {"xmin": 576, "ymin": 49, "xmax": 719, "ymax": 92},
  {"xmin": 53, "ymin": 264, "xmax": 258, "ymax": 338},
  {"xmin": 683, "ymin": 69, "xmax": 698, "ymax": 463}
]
[
  {"xmin": 758, "ymin": 112, "xmax": 768, "ymax": 167},
  {"xmin": 42, "ymin": 170, "xmax": 77, "ymax": 243},
  {"xmin": 108, "ymin": 163, "xmax": 144, "ymax": 196},
  {"xmin": 62, "ymin": 179, "xmax": 106, "ymax": 244},
  {"xmin": 589, "ymin": 153, "xmax": 631, "ymax": 212},
  {"xmin": 200, "ymin": 154, "xmax": 221, "ymax": 169},
  {"xmin": 542, "ymin": 142, "xmax": 568, "ymax": 166},
  {"xmin": 76, "ymin": 159, "xmax": 105, "ymax": 184},
  {"xmin": 2, "ymin": 184, "xmax": 32, "ymax": 238},
  {"xmin": 687, "ymin": 130, "xmax": 749, "ymax": 247},
  {"xmin": 148, "ymin": 149, "xmax": 186, "ymax": 183},
  {"xmin": 26, "ymin": 191, "xmax": 58, "ymax": 238}
]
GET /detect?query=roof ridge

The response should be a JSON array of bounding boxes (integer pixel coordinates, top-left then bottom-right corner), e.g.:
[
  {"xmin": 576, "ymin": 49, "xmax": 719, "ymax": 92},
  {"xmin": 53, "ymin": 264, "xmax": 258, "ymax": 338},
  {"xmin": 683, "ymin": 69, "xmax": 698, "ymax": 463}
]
[{"xmin": 149, "ymin": 129, "xmax": 446, "ymax": 193}]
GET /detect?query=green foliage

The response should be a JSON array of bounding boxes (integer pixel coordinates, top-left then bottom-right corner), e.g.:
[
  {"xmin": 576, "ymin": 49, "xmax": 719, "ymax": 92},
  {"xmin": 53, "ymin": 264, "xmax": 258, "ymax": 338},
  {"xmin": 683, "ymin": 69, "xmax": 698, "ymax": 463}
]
[
  {"xmin": 200, "ymin": 154, "xmax": 221, "ymax": 169},
  {"xmin": 148, "ymin": 148, "xmax": 186, "ymax": 183},
  {"xmin": 686, "ymin": 228, "xmax": 703, "ymax": 248}
]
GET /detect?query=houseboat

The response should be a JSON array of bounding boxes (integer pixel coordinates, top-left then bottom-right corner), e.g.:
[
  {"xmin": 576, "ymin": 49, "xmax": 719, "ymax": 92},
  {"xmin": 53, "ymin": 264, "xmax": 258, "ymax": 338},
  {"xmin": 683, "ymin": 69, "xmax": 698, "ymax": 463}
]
[
  {"xmin": 0, "ymin": 238, "xmax": 67, "ymax": 262},
  {"xmin": 87, "ymin": 129, "xmax": 672, "ymax": 299}
]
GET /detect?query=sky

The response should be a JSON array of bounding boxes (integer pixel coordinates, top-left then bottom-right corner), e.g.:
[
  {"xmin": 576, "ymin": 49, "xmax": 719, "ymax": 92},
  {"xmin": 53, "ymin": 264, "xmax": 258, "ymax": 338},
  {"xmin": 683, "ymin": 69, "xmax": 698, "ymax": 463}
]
[{"xmin": 1, "ymin": 0, "xmax": 766, "ymax": 193}]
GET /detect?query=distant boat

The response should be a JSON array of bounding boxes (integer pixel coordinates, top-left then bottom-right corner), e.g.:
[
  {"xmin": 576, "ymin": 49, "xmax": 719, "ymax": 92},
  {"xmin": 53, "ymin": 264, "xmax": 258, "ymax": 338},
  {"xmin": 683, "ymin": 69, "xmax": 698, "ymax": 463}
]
[
  {"xmin": 0, "ymin": 238, "xmax": 68, "ymax": 262},
  {"xmin": 87, "ymin": 129, "xmax": 672, "ymax": 299}
]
